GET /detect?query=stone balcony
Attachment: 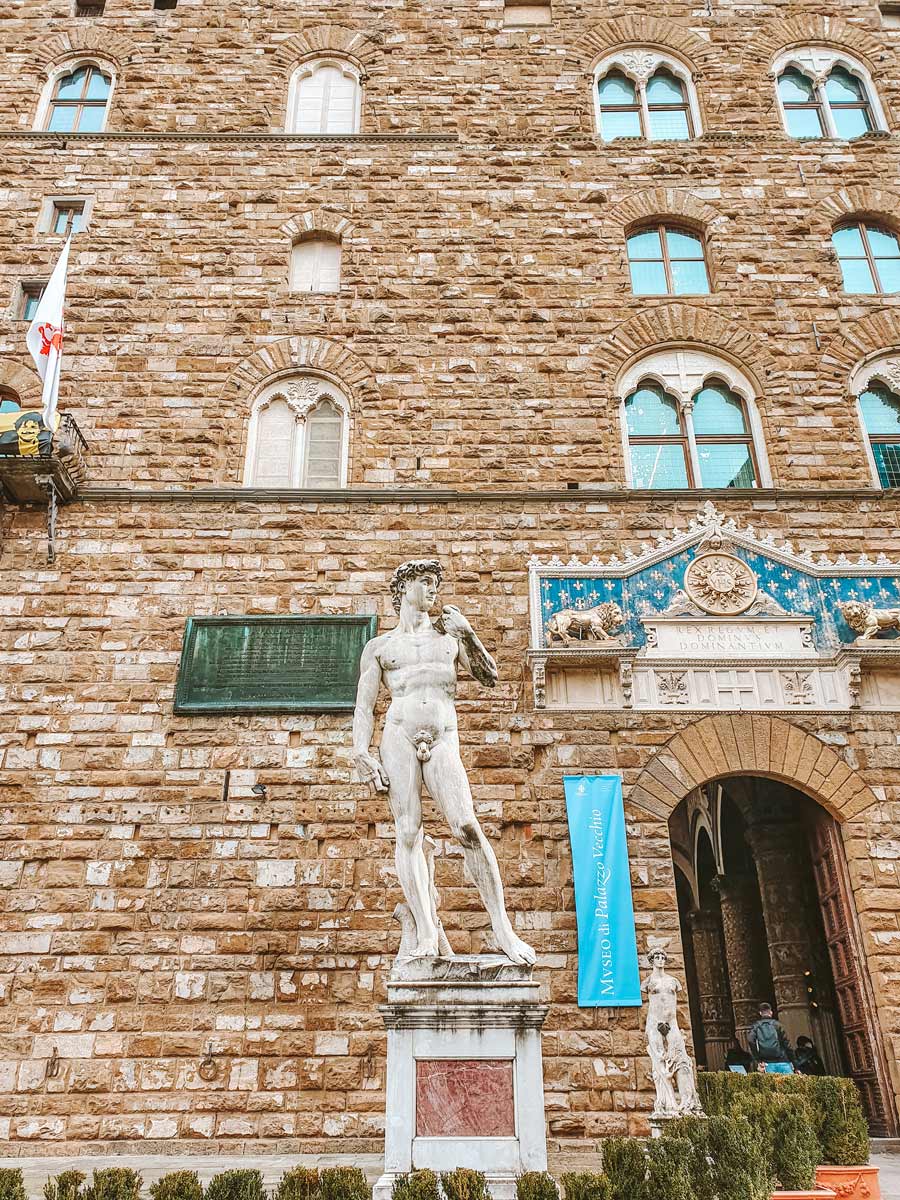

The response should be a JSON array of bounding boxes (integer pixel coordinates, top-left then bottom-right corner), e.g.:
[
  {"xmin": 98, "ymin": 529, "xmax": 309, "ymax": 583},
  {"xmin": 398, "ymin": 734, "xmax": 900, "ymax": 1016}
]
[{"xmin": 0, "ymin": 412, "xmax": 88, "ymax": 504}]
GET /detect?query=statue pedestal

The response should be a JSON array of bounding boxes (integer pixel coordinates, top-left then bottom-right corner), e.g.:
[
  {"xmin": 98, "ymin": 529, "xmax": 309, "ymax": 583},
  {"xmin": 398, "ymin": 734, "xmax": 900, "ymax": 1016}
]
[{"xmin": 374, "ymin": 956, "xmax": 549, "ymax": 1200}]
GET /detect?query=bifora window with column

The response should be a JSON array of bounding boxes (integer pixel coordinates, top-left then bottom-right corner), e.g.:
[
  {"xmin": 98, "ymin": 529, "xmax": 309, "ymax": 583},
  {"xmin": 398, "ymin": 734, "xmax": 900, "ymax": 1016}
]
[
  {"xmin": 243, "ymin": 375, "xmax": 350, "ymax": 489},
  {"xmin": 619, "ymin": 350, "xmax": 770, "ymax": 490},
  {"xmin": 774, "ymin": 48, "xmax": 886, "ymax": 140},
  {"xmin": 850, "ymin": 356, "xmax": 900, "ymax": 488},
  {"xmin": 593, "ymin": 50, "xmax": 701, "ymax": 141}
]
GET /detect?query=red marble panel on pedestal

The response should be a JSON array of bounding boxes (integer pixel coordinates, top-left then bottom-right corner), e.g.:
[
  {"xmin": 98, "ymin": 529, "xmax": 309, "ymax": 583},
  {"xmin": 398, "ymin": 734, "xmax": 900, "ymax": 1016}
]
[{"xmin": 415, "ymin": 1058, "xmax": 515, "ymax": 1137}]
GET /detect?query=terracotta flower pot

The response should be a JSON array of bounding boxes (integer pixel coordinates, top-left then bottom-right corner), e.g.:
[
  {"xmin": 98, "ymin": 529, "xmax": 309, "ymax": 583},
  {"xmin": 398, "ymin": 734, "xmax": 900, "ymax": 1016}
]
[
  {"xmin": 771, "ymin": 1190, "xmax": 836, "ymax": 1200},
  {"xmin": 815, "ymin": 1166, "xmax": 882, "ymax": 1200}
]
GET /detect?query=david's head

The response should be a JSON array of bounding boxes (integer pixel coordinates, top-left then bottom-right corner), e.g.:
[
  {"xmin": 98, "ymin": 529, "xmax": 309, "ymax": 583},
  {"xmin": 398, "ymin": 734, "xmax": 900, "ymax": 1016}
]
[
  {"xmin": 648, "ymin": 949, "xmax": 667, "ymax": 968},
  {"xmin": 390, "ymin": 559, "xmax": 443, "ymax": 615}
]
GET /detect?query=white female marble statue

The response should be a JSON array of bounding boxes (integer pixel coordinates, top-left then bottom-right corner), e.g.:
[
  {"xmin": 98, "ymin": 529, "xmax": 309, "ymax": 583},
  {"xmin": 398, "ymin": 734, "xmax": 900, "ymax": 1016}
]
[
  {"xmin": 352, "ymin": 559, "xmax": 536, "ymax": 966},
  {"xmin": 642, "ymin": 949, "xmax": 703, "ymax": 1119}
]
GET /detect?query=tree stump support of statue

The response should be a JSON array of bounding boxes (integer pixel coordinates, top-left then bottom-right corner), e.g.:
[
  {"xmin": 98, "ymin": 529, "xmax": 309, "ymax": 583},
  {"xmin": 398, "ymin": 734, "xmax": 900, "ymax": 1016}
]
[{"xmin": 352, "ymin": 561, "xmax": 549, "ymax": 1199}]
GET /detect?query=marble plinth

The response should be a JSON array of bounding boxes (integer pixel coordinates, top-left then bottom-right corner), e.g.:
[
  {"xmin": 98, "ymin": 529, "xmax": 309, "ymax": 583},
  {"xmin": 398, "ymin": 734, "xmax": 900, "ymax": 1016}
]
[{"xmin": 373, "ymin": 955, "xmax": 549, "ymax": 1200}]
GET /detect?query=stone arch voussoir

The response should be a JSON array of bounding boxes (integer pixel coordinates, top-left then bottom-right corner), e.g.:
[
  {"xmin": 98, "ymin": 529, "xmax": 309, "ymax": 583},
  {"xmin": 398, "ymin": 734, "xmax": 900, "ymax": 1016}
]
[
  {"xmin": 222, "ymin": 337, "xmax": 378, "ymax": 411},
  {"xmin": 605, "ymin": 188, "xmax": 725, "ymax": 235},
  {"xmin": 0, "ymin": 360, "xmax": 41, "ymax": 405},
  {"xmin": 752, "ymin": 15, "xmax": 883, "ymax": 71},
  {"xmin": 34, "ymin": 29, "xmax": 134, "ymax": 72},
  {"xmin": 628, "ymin": 715, "xmax": 880, "ymax": 823},
  {"xmin": 818, "ymin": 186, "xmax": 900, "ymax": 230},
  {"xmin": 820, "ymin": 310, "xmax": 900, "ymax": 382},
  {"xmin": 272, "ymin": 26, "xmax": 382, "ymax": 75},
  {"xmin": 280, "ymin": 209, "xmax": 356, "ymax": 242},
  {"xmin": 568, "ymin": 16, "xmax": 714, "ymax": 73},
  {"xmin": 601, "ymin": 303, "xmax": 782, "ymax": 391}
]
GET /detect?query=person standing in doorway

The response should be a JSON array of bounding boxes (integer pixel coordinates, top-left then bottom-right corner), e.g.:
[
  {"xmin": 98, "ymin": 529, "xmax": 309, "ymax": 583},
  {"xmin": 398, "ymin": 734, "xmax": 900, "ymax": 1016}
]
[{"xmin": 748, "ymin": 1002, "xmax": 795, "ymax": 1070}]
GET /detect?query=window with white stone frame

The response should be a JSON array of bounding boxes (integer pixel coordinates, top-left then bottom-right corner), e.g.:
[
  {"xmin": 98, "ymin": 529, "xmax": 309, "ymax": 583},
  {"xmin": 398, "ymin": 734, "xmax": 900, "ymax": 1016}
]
[
  {"xmin": 36, "ymin": 60, "xmax": 115, "ymax": 133},
  {"xmin": 243, "ymin": 375, "xmax": 350, "ymax": 489},
  {"xmin": 286, "ymin": 59, "xmax": 362, "ymax": 135},
  {"xmin": 850, "ymin": 355, "xmax": 900, "ymax": 488},
  {"xmin": 773, "ymin": 48, "xmax": 886, "ymax": 140},
  {"xmin": 617, "ymin": 350, "xmax": 771, "ymax": 490},
  {"xmin": 593, "ymin": 50, "xmax": 701, "ymax": 142}
]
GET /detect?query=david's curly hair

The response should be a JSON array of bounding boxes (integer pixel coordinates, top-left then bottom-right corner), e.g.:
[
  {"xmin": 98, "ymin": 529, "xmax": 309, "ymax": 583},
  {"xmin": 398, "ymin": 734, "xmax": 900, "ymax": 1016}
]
[{"xmin": 389, "ymin": 559, "xmax": 443, "ymax": 614}]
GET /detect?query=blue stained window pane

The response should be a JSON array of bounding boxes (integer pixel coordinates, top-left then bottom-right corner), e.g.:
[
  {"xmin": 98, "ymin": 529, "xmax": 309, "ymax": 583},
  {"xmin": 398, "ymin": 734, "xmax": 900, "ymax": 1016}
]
[
  {"xmin": 646, "ymin": 71, "xmax": 685, "ymax": 104},
  {"xmin": 23, "ymin": 295, "xmax": 40, "ymax": 320},
  {"xmin": 832, "ymin": 106, "xmax": 872, "ymax": 140},
  {"xmin": 825, "ymin": 68, "xmax": 866, "ymax": 104},
  {"xmin": 692, "ymin": 385, "xmax": 748, "ymax": 435},
  {"xmin": 671, "ymin": 259, "xmax": 710, "ymax": 294},
  {"xmin": 860, "ymin": 387, "xmax": 900, "ymax": 436},
  {"xmin": 629, "ymin": 442, "xmax": 689, "ymax": 489},
  {"xmin": 697, "ymin": 443, "xmax": 757, "ymax": 488},
  {"xmin": 778, "ymin": 69, "xmax": 815, "ymax": 103},
  {"xmin": 85, "ymin": 71, "xmax": 111, "ymax": 100},
  {"xmin": 55, "ymin": 68, "xmax": 86, "ymax": 100},
  {"xmin": 838, "ymin": 256, "xmax": 877, "ymax": 294},
  {"xmin": 647, "ymin": 107, "xmax": 690, "ymax": 140},
  {"xmin": 599, "ymin": 108, "xmax": 642, "ymax": 141},
  {"xmin": 875, "ymin": 257, "xmax": 900, "ymax": 294},
  {"xmin": 871, "ymin": 443, "xmax": 900, "ymax": 487},
  {"xmin": 625, "ymin": 386, "xmax": 682, "ymax": 436},
  {"xmin": 666, "ymin": 229, "xmax": 703, "ymax": 259},
  {"xmin": 866, "ymin": 226, "xmax": 900, "ymax": 257},
  {"xmin": 629, "ymin": 260, "xmax": 668, "ymax": 294},
  {"xmin": 47, "ymin": 105, "xmax": 77, "ymax": 132},
  {"xmin": 785, "ymin": 107, "xmax": 824, "ymax": 139},
  {"xmin": 598, "ymin": 71, "xmax": 636, "ymax": 105},
  {"xmin": 77, "ymin": 105, "xmax": 105, "ymax": 132},
  {"xmin": 627, "ymin": 229, "xmax": 662, "ymax": 260},
  {"xmin": 832, "ymin": 225, "xmax": 866, "ymax": 255}
]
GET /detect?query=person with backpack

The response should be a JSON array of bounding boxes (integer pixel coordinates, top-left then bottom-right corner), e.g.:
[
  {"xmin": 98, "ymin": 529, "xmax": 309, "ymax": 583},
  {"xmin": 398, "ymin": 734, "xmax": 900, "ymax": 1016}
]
[{"xmin": 748, "ymin": 1002, "xmax": 795, "ymax": 1070}]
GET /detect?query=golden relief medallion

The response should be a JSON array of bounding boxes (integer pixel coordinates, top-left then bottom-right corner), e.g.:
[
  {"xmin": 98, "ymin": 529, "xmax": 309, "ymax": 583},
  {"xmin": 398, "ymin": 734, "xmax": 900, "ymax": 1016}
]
[{"xmin": 683, "ymin": 552, "xmax": 758, "ymax": 616}]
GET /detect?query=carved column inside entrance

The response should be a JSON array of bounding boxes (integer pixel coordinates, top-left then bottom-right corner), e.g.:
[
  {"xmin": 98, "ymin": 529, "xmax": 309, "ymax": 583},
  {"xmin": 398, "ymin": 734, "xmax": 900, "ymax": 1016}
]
[
  {"xmin": 745, "ymin": 820, "xmax": 815, "ymax": 1045},
  {"xmin": 713, "ymin": 872, "xmax": 770, "ymax": 1045},
  {"xmin": 686, "ymin": 907, "xmax": 733, "ymax": 1070}
]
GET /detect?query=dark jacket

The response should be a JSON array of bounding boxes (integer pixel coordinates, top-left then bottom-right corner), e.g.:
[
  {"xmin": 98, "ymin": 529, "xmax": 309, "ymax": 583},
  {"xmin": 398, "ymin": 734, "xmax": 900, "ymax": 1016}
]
[
  {"xmin": 748, "ymin": 1016, "xmax": 793, "ymax": 1064},
  {"xmin": 794, "ymin": 1044, "xmax": 826, "ymax": 1075}
]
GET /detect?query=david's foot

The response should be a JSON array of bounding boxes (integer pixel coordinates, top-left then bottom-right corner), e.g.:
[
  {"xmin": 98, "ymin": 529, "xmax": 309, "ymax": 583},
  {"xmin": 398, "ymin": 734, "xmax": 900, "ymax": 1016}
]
[
  {"xmin": 409, "ymin": 937, "xmax": 439, "ymax": 959},
  {"xmin": 496, "ymin": 928, "xmax": 536, "ymax": 966}
]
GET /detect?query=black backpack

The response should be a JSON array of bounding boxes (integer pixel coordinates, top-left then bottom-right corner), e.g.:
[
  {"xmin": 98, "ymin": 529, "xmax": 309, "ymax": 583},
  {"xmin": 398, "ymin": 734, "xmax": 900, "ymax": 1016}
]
[{"xmin": 753, "ymin": 1018, "xmax": 783, "ymax": 1060}]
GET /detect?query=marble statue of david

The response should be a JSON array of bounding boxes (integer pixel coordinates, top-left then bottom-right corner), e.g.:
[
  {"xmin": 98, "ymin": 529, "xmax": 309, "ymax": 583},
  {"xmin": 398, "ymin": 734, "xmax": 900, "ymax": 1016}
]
[{"xmin": 352, "ymin": 559, "xmax": 536, "ymax": 966}]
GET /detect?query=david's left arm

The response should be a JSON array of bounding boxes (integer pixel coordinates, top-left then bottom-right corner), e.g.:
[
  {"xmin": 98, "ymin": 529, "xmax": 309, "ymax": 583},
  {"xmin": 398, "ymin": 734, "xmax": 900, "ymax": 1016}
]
[{"xmin": 439, "ymin": 605, "xmax": 498, "ymax": 688}]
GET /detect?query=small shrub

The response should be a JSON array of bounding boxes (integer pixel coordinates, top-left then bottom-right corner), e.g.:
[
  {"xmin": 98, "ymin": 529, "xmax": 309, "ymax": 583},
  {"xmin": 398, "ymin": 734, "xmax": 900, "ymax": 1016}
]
[
  {"xmin": 44, "ymin": 1171, "xmax": 86, "ymax": 1200},
  {"xmin": 438, "ymin": 1170, "xmax": 489, "ymax": 1200},
  {"xmin": 84, "ymin": 1171, "xmax": 143, "ymax": 1200},
  {"xmin": 319, "ymin": 1169, "xmax": 368, "ymax": 1200},
  {"xmin": 814, "ymin": 1077, "xmax": 870, "ymax": 1166},
  {"xmin": 149, "ymin": 1175, "xmax": 203, "ymax": 1200},
  {"xmin": 644, "ymin": 1137, "xmax": 692, "ymax": 1200},
  {"xmin": 707, "ymin": 1115, "xmax": 770, "ymax": 1200},
  {"xmin": 0, "ymin": 1170, "xmax": 27, "ymax": 1200},
  {"xmin": 731, "ymin": 1093, "xmax": 781, "ymax": 1188},
  {"xmin": 516, "ymin": 1175, "xmax": 558, "ymax": 1200},
  {"xmin": 601, "ymin": 1137, "xmax": 646, "ymax": 1200},
  {"xmin": 391, "ymin": 1173, "xmax": 440, "ymax": 1200},
  {"xmin": 205, "ymin": 1171, "xmax": 267, "ymax": 1200},
  {"xmin": 276, "ymin": 1171, "xmax": 320, "ymax": 1200},
  {"xmin": 773, "ymin": 1103, "xmax": 819, "ymax": 1191},
  {"xmin": 665, "ymin": 1116, "xmax": 714, "ymax": 1200},
  {"xmin": 559, "ymin": 1173, "xmax": 611, "ymax": 1200}
]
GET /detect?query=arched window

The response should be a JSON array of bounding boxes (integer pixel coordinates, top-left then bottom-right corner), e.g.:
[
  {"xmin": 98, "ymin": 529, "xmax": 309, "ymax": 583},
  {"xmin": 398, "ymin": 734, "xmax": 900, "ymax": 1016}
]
[
  {"xmin": 244, "ymin": 376, "xmax": 349, "ymax": 488},
  {"xmin": 859, "ymin": 383, "xmax": 900, "ymax": 487},
  {"xmin": 290, "ymin": 235, "xmax": 342, "ymax": 294},
  {"xmin": 626, "ymin": 225, "xmax": 710, "ymax": 295},
  {"xmin": 774, "ymin": 50, "xmax": 883, "ymax": 140},
  {"xmin": 594, "ymin": 53, "xmax": 699, "ymax": 142},
  {"xmin": 618, "ymin": 350, "xmax": 769, "ymax": 489},
  {"xmin": 832, "ymin": 222, "xmax": 900, "ymax": 294},
  {"xmin": 0, "ymin": 388, "xmax": 21, "ymax": 414},
  {"xmin": 287, "ymin": 60, "xmax": 361, "ymax": 135},
  {"xmin": 44, "ymin": 64, "xmax": 112, "ymax": 132}
]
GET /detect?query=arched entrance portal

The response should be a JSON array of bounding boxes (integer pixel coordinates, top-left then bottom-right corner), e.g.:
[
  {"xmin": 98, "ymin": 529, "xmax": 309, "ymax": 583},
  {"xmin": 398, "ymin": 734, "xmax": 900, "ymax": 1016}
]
[{"xmin": 630, "ymin": 714, "xmax": 899, "ymax": 1136}]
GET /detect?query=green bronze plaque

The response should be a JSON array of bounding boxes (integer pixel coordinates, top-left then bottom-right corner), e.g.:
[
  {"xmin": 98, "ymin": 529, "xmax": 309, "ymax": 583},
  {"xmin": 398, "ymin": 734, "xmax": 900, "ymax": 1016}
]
[{"xmin": 174, "ymin": 615, "xmax": 377, "ymax": 715}]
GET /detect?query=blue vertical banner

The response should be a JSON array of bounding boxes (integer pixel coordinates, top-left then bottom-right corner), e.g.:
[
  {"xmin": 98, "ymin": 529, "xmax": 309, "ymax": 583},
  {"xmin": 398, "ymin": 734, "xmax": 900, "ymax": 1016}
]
[{"xmin": 564, "ymin": 774, "xmax": 642, "ymax": 1007}]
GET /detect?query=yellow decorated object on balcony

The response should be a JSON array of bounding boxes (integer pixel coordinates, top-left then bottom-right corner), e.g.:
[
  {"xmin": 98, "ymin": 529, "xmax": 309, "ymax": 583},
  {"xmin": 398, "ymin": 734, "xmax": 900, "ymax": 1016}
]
[{"xmin": 0, "ymin": 399, "xmax": 58, "ymax": 458}]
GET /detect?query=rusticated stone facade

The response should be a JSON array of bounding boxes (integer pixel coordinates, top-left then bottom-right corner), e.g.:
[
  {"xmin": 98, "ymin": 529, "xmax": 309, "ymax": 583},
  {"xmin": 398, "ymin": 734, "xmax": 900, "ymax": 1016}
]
[{"xmin": 1, "ymin": 0, "xmax": 900, "ymax": 1157}]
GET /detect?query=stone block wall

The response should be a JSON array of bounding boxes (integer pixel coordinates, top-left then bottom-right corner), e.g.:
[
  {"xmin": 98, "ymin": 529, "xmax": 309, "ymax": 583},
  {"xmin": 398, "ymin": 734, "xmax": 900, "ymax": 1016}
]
[{"xmin": 0, "ymin": 0, "xmax": 899, "ymax": 1154}]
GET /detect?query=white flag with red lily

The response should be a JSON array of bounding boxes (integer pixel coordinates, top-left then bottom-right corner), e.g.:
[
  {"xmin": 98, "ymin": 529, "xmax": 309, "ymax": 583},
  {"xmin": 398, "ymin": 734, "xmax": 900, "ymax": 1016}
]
[{"xmin": 26, "ymin": 236, "xmax": 72, "ymax": 429}]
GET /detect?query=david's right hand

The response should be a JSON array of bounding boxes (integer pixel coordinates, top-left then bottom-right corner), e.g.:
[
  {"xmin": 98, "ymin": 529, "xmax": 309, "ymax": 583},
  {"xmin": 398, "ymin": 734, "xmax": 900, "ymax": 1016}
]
[{"xmin": 352, "ymin": 752, "xmax": 390, "ymax": 792}]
